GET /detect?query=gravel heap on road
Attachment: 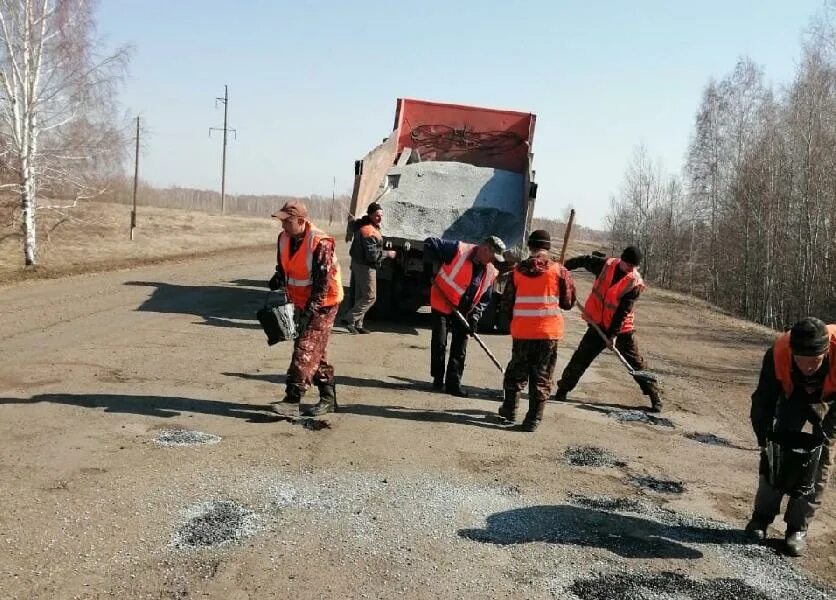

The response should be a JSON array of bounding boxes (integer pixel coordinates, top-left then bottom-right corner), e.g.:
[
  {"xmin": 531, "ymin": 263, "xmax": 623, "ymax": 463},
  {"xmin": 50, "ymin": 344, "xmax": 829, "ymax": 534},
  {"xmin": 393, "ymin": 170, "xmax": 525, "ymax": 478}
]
[
  {"xmin": 563, "ymin": 445, "xmax": 627, "ymax": 468},
  {"xmin": 173, "ymin": 500, "xmax": 259, "ymax": 549},
  {"xmin": 381, "ymin": 162, "xmax": 525, "ymax": 246},
  {"xmin": 154, "ymin": 429, "xmax": 222, "ymax": 447},
  {"xmin": 158, "ymin": 471, "xmax": 832, "ymax": 599}
]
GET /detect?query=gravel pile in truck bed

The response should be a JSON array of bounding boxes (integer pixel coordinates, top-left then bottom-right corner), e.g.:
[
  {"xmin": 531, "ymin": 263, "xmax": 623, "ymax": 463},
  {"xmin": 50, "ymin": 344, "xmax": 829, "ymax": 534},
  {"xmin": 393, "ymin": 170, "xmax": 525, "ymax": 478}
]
[{"xmin": 381, "ymin": 161, "xmax": 525, "ymax": 246}]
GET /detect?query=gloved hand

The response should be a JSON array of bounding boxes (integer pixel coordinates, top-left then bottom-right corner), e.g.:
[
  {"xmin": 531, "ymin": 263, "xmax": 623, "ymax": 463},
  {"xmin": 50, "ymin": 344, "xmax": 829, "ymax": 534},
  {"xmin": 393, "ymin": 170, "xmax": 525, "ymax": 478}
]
[
  {"xmin": 466, "ymin": 315, "xmax": 480, "ymax": 335},
  {"xmin": 268, "ymin": 267, "xmax": 282, "ymax": 291},
  {"xmin": 295, "ymin": 308, "xmax": 313, "ymax": 336}
]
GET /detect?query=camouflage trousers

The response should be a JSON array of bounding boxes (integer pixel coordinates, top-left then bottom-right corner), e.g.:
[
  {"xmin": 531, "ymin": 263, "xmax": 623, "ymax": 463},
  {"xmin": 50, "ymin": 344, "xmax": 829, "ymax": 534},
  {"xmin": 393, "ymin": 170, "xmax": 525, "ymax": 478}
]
[
  {"xmin": 286, "ymin": 304, "xmax": 338, "ymax": 395},
  {"xmin": 503, "ymin": 339, "xmax": 559, "ymax": 423}
]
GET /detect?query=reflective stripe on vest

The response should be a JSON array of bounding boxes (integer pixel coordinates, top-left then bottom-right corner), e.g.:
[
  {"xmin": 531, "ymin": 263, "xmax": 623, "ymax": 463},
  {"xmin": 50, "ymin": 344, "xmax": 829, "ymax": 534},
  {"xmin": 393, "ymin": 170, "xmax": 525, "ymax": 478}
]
[
  {"xmin": 430, "ymin": 242, "xmax": 498, "ymax": 315},
  {"xmin": 510, "ymin": 262, "xmax": 565, "ymax": 340},
  {"xmin": 773, "ymin": 324, "xmax": 836, "ymax": 399},
  {"xmin": 582, "ymin": 257, "xmax": 644, "ymax": 333}
]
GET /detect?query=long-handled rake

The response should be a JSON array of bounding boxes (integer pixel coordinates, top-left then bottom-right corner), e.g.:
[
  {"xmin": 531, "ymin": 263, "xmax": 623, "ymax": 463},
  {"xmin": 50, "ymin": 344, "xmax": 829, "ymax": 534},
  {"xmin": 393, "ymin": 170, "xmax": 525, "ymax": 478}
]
[{"xmin": 575, "ymin": 300, "xmax": 660, "ymax": 386}]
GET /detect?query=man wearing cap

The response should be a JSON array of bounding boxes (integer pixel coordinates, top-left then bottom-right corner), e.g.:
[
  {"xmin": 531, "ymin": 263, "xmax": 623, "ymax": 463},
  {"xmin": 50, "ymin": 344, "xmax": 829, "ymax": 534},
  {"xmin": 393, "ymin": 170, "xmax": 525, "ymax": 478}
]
[
  {"xmin": 746, "ymin": 317, "xmax": 836, "ymax": 556},
  {"xmin": 268, "ymin": 201, "xmax": 344, "ymax": 416},
  {"xmin": 341, "ymin": 202, "xmax": 396, "ymax": 334},
  {"xmin": 424, "ymin": 235, "xmax": 506, "ymax": 397},
  {"xmin": 553, "ymin": 246, "xmax": 663, "ymax": 412},
  {"xmin": 498, "ymin": 230, "xmax": 576, "ymax": 431}
]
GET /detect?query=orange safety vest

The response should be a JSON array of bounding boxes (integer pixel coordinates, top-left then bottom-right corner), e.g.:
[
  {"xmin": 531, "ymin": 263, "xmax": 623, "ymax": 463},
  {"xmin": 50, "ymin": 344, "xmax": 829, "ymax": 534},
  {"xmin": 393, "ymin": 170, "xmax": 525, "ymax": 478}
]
[
  {"xmin": 582, "ymin": 257, "xmax": 645, "ymax": 334},
  {"xmin": 359, "ymin": 223, "xmax": 382, "ymax": 241},
  {"xmin": 510, "ymin": 262, "xmax": 565, "ymax": 340},
  {"xmin": 773, "ymin": 324, "xmax": 836, "ymax": 399},
  {"xmin": 278, "ymin": 223, "xmax": 344, "ymax": 310},
  {"xmin": 430, "ymin": 242, "xmax": 498, "ymax": 315}
]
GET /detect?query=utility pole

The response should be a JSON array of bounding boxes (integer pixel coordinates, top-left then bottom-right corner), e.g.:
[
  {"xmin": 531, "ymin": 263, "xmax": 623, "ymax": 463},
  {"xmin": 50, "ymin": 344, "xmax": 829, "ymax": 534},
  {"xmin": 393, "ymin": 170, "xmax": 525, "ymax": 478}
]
[
  {"xmin": 329, "ymin": 176, "xmax": 336, "ymax": 225},
  {"xmin": 130, "ymin": 116, "xmax": 140, "ymax": 241},
  {"xmin": 209, "ymin": 85, "xmax": 236, "ymax": 214}
]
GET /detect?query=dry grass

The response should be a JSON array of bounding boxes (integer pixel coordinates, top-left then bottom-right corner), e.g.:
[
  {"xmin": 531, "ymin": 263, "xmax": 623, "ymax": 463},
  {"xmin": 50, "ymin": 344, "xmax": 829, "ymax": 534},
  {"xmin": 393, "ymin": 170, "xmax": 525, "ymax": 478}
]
[{"xmin": 0, "ymin": 201, "xmax": 282, "ymax": 283}]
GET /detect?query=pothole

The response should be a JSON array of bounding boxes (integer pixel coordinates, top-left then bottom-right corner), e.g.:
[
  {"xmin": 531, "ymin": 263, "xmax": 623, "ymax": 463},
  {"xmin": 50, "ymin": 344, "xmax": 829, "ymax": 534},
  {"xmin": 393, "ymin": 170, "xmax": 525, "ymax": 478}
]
[
  {"xmin": 563, "ymin": 445, "xmax": 627, "ymax": 468},
  {"xmin": 686, "ymin": 432, "xmax": 733, "ymax": 447},
  {"xmin": 609, "ymin": 409, "xmax": 675, "ymax": 428},
  {"xmin": 154, "ymin": 429, "xmax": 222, "ymax": 447},
  {"xmin": 631, "ymin": 476, "xmax": 686, "ymax": 495},
  {"xmin": 568, "ymin": 571, "xmax": 772, "ymax": 600},
  {"xmin": 173, "ymin": 500, "xmax": 259, "ymax": 549}
]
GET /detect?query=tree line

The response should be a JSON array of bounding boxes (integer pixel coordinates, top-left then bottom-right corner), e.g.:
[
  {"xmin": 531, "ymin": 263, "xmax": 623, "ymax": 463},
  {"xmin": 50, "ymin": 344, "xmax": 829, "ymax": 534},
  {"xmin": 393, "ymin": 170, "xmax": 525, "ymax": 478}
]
[{"xmin": 608, "ymin": 7, "xmax": 836, "ymax": 328}]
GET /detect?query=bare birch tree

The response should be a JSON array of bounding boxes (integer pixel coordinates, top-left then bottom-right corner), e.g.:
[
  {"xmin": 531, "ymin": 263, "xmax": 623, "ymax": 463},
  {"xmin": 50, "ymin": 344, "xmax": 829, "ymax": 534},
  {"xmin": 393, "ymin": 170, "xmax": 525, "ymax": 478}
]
[{"xmin": 0, "ymin": 0, "xmax": 129, "ymax": 265}]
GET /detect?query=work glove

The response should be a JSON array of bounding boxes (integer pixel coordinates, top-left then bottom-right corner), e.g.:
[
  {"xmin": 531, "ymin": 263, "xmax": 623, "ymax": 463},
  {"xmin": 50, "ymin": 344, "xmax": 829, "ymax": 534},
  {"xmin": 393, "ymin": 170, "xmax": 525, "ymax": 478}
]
[
  {"xmin": 268, "ymin": 266, "xmax": 282, "ymax": 291},
  {"xmin": 295, "ymin": 308, "xmax": 313, "ymax": 336},
  {"xmin": 466, "ymin": 315, "xmax": 480, "ymax": 335}
]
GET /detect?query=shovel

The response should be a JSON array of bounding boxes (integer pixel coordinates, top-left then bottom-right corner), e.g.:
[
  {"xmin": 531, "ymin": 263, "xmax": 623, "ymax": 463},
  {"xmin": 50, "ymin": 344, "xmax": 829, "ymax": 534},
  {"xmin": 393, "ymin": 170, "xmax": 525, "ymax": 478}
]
[{"xmin": 575, "ymin": 299, "xmax": 659, "ymax": 386}]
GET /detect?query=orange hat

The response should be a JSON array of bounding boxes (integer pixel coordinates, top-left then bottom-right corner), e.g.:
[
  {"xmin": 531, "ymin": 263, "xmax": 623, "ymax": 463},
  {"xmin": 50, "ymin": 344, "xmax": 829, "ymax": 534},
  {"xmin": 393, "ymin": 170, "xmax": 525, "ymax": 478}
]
[{"xmin": 271, "ymin": 200, "xmax": 309, "ymax": 220}]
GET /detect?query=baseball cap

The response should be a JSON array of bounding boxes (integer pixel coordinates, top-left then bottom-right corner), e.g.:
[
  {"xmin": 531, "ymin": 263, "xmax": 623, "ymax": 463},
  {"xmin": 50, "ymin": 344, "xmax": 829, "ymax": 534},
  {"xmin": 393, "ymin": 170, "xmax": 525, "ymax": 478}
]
[
  {"xmin": 271, "ymin": 200, "xmax": 309, "ymax": 220},
  {"xmin": 483, "ymin": 235, "xmax": 507, "ymax": 263}
]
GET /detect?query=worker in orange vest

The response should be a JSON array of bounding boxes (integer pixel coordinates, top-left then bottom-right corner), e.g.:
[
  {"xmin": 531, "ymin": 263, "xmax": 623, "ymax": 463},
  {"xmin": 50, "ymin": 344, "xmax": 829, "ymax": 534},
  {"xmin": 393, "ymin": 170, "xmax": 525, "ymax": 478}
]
[
  {"xmin": 425, "ymin": 235, "xmax": 506, "ymax": 397},
  {"xmin": 746, "ymin": 317, "xmax": 836, "ymax": 557},
  {"xmin": 268, "ymin": 201, "xmax": 344, "ymax": 416},
  {"xmin": 553, "ymin": 246, "xmax": 663, "ymax": 412},
  {"xmin": 341, "ymin": 202, "xmax": 396, "ymax": 334},
  {"xmin": 498, "ymin": 230, "xmax": 576, "ymax": 431}
]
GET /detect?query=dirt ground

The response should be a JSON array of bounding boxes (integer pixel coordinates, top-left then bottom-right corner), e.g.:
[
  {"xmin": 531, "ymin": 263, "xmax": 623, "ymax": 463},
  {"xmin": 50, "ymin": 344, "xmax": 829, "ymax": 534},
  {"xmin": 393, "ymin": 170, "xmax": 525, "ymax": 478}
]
[
  {"xmin": 0, "ymin": 201, "xmax": 281, "ymax": 282},
  {"xmin": 0, "ymin": 239, "xmax": 834, "ymax": 599}
]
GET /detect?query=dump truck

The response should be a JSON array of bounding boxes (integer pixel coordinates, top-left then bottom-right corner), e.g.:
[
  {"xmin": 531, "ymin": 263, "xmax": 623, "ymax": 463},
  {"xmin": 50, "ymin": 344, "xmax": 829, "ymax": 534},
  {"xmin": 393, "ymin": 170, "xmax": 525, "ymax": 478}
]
[{"xmin": 347, "ymin": 98, "xmax": 537, "ymax": 331}]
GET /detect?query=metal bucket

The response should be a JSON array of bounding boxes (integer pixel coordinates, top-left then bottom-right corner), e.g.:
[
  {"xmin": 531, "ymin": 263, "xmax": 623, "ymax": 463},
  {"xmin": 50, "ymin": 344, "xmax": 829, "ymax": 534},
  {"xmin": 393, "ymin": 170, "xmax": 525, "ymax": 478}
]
[
  {"xmin": 766, "ymin": 430, "xmax": 823, "ymax": 497},
  {"xmin": 256, "ymin": 292, "xmax": 298, "ymax": 346}
]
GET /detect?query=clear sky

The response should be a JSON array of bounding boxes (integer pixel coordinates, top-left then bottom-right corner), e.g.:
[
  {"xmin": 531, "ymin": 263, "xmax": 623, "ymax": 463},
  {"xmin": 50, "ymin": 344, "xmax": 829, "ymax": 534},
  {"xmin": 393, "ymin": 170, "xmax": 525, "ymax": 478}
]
[{"xmin": 98, "ymin": 0, "xmax": 824, "ymax": 228}]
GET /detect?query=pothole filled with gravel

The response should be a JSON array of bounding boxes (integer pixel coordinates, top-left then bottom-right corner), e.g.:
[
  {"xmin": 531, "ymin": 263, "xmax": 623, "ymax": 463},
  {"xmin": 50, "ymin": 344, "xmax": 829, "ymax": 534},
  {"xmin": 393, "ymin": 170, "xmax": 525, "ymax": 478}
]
[
  {"xmin": 563, "ymin": 445, "xmax": 627, "ymax": 468},
  {"xmin": 298, "ymin": 418, "xmax": 331, "ymax": 431},
  {"xmin": 686, "ymin": 432, "xmax": 733, "ymax": 447},
  {"xmin": 630, "ymin": 475, "xmax": 686, "ymax": 495},
  {"xmin": 569, "ymin": 570, "xmax": 772, "ymax": 600},
  {"xmin": 154, "ymin": 429, "xmax": 222, "ymax": 447},
  {"xmin": 609, "ymin": 409, "xmax": 675, "ymax": 428},
  {"xmin": 173, "ymin": 500, "xmax": 259, "ymax": 549}
]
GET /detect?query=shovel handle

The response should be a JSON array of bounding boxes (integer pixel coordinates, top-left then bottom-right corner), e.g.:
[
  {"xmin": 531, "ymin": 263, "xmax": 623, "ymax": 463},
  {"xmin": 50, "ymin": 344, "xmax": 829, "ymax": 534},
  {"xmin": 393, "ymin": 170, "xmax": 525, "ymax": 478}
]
[{"xmin": 575, "ymin": 299, "xmax": 636, "ymax": 375}]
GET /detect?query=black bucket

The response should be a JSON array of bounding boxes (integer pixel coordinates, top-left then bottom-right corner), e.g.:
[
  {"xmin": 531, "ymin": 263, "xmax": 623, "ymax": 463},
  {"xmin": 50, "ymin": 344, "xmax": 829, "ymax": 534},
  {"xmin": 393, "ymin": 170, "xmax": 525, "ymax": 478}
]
[{"xmin": 765, "ymin": 430, "xmax": 823, "ymax": 497}]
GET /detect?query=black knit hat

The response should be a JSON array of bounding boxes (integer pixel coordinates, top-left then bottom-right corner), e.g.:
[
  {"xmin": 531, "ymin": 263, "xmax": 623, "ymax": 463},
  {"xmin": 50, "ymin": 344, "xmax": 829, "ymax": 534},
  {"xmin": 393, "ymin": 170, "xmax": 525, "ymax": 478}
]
[
  {"xmin": 620, "ymin": 246, "xmax": 643, "ymax": 266},
  {"xmin": 527, "ymin": 229, "xmax": 551, "ymax": 250},
  {"xmin": 366, "ymin": 202, "xmax": 383, "ymax": 215},
  {"xmin": 790, "ymin": 317, "xmax": 830, "ymax": 356}
]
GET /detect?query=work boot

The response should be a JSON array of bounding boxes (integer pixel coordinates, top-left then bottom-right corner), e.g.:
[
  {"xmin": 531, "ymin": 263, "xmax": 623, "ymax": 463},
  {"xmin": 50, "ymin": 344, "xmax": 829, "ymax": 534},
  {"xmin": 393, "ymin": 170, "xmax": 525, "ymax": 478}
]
[
  {"xmin": 301, "ymin": 382, "xmax": 337, "ymax": 417},
  {"xmin": 446, "ymin": 385, "xmax": 469, "ymax": 398},
  {"xmin": 498, "ymin": 391, "xmax": 519, "ymax": 423},
  {"xmin": 552, "ymin": 384, "xmax": 569, "ymax": 403},
  {"xmin": 520, "ymin": 394, "xmax": 546, "ymax": 432},
  {"xmin": 744, "ymin": 517, "xmax": 769, "ymax": 542},
  {"xmin": 432, "ymin": 377, "xmax": 444, "ymax": 391},
  {"xmin": 785, "ymin": 530, "xmax": 808, "ymax": 557},
  {"xmin": 355, "ymin": 325, "xmax": 371, "ymax": 334},
  {"xmin": 340, "ymin": 319, "xmax": 359, "ymax": 335},
  {"xmin": 648, "ymin": 391, "xmax": 663, "ymax": 413},
  {"xmin": 282, "ymin": 385, "xmax": 303, "ymax": 404}
]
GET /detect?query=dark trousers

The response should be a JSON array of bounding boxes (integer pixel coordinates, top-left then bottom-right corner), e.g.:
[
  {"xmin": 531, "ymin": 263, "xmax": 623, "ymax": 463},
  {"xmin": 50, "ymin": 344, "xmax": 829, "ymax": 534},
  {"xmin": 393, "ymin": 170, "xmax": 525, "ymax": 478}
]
[
  {"xmin": 753, "ymin": 441, "xmax": 833, "ymax": 532},
  {"xmin": 557, "ymin": 325, "xmax": 660, "ymax": 398},
  {"xmin": 430, "ymin": 309, "xmax": 469, "ymax": 387},
  {"xmin": 503, "ymin": 339, "xmax": 559, "ymax": 424}
]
